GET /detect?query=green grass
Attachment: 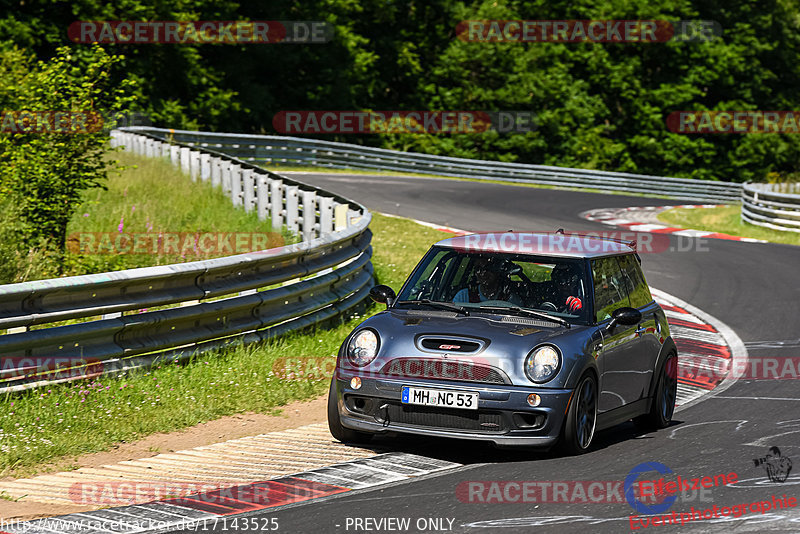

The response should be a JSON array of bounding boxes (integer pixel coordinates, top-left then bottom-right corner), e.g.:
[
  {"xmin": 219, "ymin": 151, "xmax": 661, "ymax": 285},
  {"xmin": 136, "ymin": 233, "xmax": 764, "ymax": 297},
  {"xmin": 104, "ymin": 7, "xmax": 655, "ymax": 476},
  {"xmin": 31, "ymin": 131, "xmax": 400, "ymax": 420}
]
[
  {"xmin": 657, "ymin": 205, "xmax": 800, "ymax": 246},
  {"xmin": 0, "ymin": 211, "xmax": 445, "ymax": 477},
  {"xmin": 63, "ymin": 151, "xmax": 293, "ymax": 275}
]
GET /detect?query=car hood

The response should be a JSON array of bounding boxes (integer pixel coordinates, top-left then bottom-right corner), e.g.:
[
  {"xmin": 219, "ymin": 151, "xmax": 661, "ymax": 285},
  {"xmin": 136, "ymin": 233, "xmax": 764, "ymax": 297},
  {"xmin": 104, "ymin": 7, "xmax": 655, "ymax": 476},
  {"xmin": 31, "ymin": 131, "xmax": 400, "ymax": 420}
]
[{"xmin": 345, "ymin": 307, "xmax": 597, "ymax": 388}]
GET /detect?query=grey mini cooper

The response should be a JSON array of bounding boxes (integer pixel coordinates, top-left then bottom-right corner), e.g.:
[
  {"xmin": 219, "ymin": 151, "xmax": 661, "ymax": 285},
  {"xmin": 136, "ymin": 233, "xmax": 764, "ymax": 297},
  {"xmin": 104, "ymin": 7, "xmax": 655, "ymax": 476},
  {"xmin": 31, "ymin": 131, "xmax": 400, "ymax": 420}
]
[{"xmin": 328, "ymin": 232, "xmax": 678, "ymax": 454}]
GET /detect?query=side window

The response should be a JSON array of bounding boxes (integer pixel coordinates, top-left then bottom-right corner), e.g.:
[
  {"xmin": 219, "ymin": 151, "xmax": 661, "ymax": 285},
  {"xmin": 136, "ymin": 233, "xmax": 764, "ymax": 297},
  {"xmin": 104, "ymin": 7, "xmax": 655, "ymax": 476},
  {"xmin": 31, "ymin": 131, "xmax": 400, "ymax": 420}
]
[
  {"xmin": 617, "ymin": 254, "xmax": 653, "ymax": 309},
  {"xmin": 591, "ymin": 257, "xmax": 630, "ymax": 322}
]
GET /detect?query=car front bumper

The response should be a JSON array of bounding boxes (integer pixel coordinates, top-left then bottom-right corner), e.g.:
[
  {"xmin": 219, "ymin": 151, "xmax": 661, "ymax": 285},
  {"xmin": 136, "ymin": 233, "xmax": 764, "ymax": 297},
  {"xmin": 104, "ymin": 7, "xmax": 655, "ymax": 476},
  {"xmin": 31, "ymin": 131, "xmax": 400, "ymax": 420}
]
[{"xmin": 333, "ymin": 373, "xmax": 573, "ymax": 447}]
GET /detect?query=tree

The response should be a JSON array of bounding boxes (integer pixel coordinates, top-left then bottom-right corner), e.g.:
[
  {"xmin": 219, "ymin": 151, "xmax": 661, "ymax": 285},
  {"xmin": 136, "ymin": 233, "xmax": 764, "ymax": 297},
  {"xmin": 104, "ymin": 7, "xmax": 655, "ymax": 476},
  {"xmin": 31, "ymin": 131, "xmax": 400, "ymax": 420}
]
[{"xmin": 0, "ymin": 44, "xmax": 135, "ymax": 277}]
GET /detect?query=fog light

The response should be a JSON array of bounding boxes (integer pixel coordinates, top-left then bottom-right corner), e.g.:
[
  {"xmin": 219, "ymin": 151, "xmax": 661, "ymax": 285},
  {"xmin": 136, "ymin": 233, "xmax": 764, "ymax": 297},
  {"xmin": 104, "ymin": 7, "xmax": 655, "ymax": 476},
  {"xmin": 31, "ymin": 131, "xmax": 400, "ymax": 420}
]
[
  {"xmin": 350, "ymin": 377, "xmax": 362, "ymax": 390},
  {"xmin": 527, "ymin": 393, "xmax": 541, "ymax": 407}
]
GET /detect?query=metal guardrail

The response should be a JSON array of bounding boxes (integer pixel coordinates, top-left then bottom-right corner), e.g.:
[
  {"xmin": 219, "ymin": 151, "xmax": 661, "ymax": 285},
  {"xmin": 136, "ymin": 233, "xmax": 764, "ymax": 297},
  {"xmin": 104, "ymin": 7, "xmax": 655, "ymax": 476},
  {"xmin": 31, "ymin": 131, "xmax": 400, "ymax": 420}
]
[
  {"xmin": 124, "ymin": 126, "xmax": 744, "ymax": 204},
  {"xmin": 0, "ymin": 130, "xmax": 374, "ymax": 393},
  {"xmin": 741, "ymin": 182, "xmax": 800, "ymax": 233}
]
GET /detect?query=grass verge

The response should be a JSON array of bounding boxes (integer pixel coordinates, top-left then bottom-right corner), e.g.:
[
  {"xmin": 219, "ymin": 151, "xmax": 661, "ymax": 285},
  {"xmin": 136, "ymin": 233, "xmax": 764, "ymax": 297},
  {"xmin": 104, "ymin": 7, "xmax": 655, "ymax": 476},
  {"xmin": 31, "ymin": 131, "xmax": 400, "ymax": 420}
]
[
  {"xmin": 63, "ymin": 151, "xmax": 293, "ymax": 275},
  {"xmin": 0, "ymin": 212, "xmax": 445, "ymax": 478},
  {"xmin": 657, "ymin": 205, "xmax": 800, "ymax": 246}
]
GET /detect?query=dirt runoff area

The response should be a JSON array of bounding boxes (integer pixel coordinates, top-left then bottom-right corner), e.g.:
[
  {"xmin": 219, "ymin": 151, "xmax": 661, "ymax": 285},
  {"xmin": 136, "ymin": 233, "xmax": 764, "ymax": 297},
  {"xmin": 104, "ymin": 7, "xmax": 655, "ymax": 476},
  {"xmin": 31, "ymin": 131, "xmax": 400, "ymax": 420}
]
[{"xmin": 1, "ymin": 395, "xmax": 327, "ymax": 522}]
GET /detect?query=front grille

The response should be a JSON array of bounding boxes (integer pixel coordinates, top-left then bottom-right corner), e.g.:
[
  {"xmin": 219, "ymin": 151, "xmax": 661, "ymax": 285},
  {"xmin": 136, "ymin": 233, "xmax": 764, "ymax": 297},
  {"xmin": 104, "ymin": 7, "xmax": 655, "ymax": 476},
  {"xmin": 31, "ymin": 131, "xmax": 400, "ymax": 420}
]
[
  {"xmin": 380, "ymin": 403, "xmax": 505, "ymax": 433},
  {"xmin": 419, "ymin": 337, "xmax": 482, "ymax": 353},
  {"xmin": 379, "ymin": 358, "xmax": 508, "ymax": 384}
]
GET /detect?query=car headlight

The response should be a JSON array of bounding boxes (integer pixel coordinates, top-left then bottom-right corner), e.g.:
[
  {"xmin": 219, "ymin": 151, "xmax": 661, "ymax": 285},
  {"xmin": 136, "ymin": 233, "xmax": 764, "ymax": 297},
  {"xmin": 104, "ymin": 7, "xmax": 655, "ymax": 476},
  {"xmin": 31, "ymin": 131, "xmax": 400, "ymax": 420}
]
[
  {"xmin": 347, "ymin": 329, "xmax": 380, "ymax": 367},
  {"xmin": 525, "ymin": 345, "xmax": 561, "ymax": 383}
]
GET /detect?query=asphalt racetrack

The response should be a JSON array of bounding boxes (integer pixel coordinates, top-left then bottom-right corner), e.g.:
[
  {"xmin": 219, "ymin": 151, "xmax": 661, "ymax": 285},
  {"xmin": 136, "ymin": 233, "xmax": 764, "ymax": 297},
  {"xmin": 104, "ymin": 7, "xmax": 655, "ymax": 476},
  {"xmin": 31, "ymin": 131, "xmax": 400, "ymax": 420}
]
[{"xmin": 175, "ymin": 173, "xmax": 800, "ymax": 534}]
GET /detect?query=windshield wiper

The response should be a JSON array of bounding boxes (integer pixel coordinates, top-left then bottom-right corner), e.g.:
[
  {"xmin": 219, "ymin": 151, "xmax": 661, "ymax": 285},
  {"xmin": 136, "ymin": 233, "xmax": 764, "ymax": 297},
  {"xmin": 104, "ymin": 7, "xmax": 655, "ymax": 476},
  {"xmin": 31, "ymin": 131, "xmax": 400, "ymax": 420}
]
[
  {"xmin": 474, "ymin": 305, "xmax": 570, "ymax": 328},
  {"xmin": 396, "ymin": 299, "xmax": 470, "ymax": 316}
]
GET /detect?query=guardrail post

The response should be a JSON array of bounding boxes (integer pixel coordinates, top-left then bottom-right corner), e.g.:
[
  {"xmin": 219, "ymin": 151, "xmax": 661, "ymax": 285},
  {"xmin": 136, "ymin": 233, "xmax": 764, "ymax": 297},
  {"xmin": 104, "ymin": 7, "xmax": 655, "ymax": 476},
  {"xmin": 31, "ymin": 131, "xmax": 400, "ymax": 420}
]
[
  {"xmin": 334, "ymin": 203, "xmax": 348, "ymax": 231},
  {"xmin": 242, "ymin": 169, "xmax": 255, "ymax": 213},
  {"xmin": 189, "ymin": 150, "xmax": 201, "ymax": 181},
  {"xmin": 271, "ymin": 179, "xmax": 284, "ymax": 230},
  {"xmin": 230, "ymin": 164, "xmax": 242, "ymax": 206},
  {"xmin": 301, "ymin": 190, "xmax": 317, "ymax": 240},
  {"xmin": 180, "ymin": 147, "xmax": 191, "ymax": 175},
  {"xmin": 286, "ymin": 186, "xmax": 300, "ymax": 234},
  {"xmin": 211, "ymin": 157, "xmax": 222, "ymax": 188},
  {"xmin": 221, "ymin": 161, "xmax": 232, "ymax": 194},
  {"xmin": 170, "ymin": 145, "xmax": 180, "ymax": 166},
  {"xmin": 200, "ymin": 153, "xmax": 211, "ymax": 182},
  {"xmin": 256, "ymin": 175, "xmax": 269, "ymax": 221},
  {"xmin": 319, "ymin": 197, "xmax": 334, "ymax": 234}
]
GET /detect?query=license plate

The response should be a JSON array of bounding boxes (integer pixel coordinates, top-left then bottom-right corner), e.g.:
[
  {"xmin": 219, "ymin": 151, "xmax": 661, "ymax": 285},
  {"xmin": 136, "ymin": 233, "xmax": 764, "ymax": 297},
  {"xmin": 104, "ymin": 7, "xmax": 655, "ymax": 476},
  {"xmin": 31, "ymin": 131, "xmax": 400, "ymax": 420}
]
[{"xmin": 401, "ymin": 386, "xmax": 478, "ymax": 410}]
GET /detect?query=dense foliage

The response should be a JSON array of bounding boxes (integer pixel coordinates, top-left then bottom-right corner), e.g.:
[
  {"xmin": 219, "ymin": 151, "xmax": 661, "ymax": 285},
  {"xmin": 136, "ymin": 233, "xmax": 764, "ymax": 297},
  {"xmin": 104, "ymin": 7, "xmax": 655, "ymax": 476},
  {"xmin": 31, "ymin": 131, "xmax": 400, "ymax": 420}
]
[
  {"xmin": 0, "ymin": 44, "xmax": 133, "ymax": 280},
  {"xmin": 3, "ymin": 0, "xmax": 799, "ymax": 182}
]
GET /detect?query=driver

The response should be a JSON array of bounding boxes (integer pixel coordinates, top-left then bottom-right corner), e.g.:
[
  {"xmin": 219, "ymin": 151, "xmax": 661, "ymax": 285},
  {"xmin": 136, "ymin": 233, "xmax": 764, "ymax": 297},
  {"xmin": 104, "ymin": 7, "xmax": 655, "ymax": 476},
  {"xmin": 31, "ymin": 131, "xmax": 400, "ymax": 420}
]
[
  {"xmin": 453, "ymin": 258, "xmax": 523, "ymax": 305},
  {"xmin": 542, "ymin": 263, "xmax": 584, "ymax": 313}
]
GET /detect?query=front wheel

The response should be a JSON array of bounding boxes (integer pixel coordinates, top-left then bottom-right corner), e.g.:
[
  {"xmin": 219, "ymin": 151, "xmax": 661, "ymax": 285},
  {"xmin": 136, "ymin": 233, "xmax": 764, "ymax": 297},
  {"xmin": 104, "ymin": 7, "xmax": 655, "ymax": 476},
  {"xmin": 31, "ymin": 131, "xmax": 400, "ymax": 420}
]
[
  {"xmin": 561, "ymin": 374, "xmax": 597, "ymax": 455},
  {"xmin": 636, "ymin": 353, "xmax": 677, "ymax": 429},
  {"xmin": 327, "ymin": 377, "xmax": 373, "ymax": 444}
]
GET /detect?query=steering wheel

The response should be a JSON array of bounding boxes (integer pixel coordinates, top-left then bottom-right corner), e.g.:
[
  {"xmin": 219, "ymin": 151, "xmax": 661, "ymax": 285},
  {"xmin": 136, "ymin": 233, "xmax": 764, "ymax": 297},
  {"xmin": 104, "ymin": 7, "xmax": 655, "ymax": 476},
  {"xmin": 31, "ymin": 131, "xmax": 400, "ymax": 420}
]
[
  {"xmin": 412, "ymin": 280, "xmax": 433, "ymax": 300},
  {"xmin": 540, "ymin": 301, "xmax": 558, "ymax": 312}
]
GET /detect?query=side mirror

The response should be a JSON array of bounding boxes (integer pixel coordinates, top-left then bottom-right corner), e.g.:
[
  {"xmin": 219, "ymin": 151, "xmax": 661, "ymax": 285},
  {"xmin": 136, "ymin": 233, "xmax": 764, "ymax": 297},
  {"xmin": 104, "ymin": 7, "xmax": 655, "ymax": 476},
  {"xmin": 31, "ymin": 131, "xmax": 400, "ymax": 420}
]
[
  {"xmin": 604, "ymin": 307, "xmax": 642, "ymax": 333},
  {"xmin": 370, "ymin": 284, "xmax": 396, "ymax": 308}
]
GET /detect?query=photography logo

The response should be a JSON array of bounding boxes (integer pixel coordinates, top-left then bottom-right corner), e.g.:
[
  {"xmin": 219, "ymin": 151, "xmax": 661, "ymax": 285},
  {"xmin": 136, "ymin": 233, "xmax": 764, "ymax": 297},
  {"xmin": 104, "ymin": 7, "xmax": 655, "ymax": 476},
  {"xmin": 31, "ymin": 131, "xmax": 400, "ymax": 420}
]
[
  {"xmin": 753, "ymin": 446, "xmax": 793, "ymax": 483},
  {"xmin": 625, "ymin": 461, "xmax": 677, "ymax": 514}
]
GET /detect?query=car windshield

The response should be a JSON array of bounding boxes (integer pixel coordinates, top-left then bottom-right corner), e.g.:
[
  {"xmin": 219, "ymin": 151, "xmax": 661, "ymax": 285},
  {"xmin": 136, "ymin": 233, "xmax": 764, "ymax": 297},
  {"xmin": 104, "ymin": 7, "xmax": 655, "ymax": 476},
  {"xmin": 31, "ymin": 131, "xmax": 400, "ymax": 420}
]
[{"xmin": 396, "ymin": 246, "xmax": 590, "ymax": 324}]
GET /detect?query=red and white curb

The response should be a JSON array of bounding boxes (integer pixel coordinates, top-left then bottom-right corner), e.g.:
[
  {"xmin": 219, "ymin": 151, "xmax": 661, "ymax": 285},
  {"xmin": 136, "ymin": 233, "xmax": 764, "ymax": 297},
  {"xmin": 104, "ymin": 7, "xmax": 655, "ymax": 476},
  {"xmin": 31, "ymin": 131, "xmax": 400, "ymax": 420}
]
[
  {"xmin": 1, "ymin": 453, "xmax": 460, "ymax": 534},
  {"xmin": 650, "ymin": 289, "xmax": 748, "ymax": 411},
  {"xmin": 581, "ymin": 205, "xmax": 766, "ymax": 243}
]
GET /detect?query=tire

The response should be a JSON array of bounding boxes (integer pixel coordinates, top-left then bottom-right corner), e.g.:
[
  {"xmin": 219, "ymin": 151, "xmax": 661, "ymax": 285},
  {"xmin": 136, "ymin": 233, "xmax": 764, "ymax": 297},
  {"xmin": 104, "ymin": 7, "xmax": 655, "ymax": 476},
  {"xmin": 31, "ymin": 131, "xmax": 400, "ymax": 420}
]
[
  {"xmin": 636, "ymin": 353, "xmax": 677, "ymax": 429},
  {"xmin": 327, "ymin": 377, "xmax": 373, "ymax": 444},
  {"xmin": 561, "ymin": 373, "xmax": 598, "ymax": 455}
]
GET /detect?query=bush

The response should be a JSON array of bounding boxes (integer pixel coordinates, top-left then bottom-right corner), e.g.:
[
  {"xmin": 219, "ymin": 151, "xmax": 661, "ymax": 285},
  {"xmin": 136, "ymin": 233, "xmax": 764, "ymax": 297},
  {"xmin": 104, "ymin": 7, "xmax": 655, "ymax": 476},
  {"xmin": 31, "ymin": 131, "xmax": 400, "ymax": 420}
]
[{"xmin": 0, "ymin": 44, "xmax": 135, "ymax": 280}]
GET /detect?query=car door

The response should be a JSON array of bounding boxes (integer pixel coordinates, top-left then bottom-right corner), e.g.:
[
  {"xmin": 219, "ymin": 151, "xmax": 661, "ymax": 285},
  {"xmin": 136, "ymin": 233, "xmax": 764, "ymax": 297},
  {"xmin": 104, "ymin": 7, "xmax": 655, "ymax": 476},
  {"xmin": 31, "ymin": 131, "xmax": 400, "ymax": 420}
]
[
  {"xmin": 617, "ymin": 254, "xmax": 661, "ymax": 400},
  {"xmin": 592, "ymin": 256, "xmax": 642, "ymax": 412}
]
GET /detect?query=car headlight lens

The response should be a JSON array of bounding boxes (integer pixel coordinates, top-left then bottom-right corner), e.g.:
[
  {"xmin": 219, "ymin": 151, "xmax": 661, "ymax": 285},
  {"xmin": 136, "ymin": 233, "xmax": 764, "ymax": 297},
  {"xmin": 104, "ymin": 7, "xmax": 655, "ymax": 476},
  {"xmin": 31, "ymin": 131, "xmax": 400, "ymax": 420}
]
[
  {"xmin": 525, "ymin": 345, "xmax": 561, "ymax": 383},
  {"xmin": 347, "ymin": 329, "xmax": 379, "ymax": 367}
]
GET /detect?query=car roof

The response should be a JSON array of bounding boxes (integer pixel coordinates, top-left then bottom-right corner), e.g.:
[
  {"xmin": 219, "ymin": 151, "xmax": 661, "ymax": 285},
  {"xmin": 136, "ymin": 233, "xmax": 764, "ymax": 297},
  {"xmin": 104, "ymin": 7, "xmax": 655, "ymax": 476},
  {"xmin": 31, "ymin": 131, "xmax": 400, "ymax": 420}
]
[{"xmin": 435, "ymin": 232, "xmax": 636, "ymax": 259}]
